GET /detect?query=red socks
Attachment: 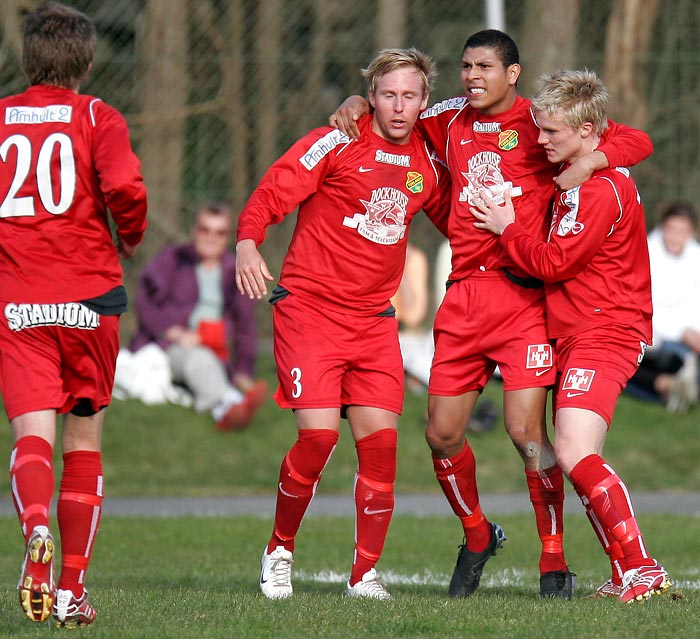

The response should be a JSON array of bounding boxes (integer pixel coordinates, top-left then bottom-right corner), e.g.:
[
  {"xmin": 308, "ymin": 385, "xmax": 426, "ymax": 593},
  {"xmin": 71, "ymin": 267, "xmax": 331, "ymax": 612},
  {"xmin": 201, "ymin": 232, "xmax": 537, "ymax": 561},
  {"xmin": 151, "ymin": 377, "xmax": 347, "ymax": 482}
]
[
  {"xmin": 525, "ymin": 465, "xmax": 568, "ymax": 573},
  {"xmin": 57, "ymin": 451, "xmax": 104, "ymax": 597},
  {"xmin": 349, "ymin": 429, "xmax": 397, "ymax": 585},
  {"xmin": 433, "ymin": 442, "xmax": 491, "ymax": 552},
  {"xmin": 570, "ymin": 454, "xmax": 650, "ymax": 573},
  {"xmin": 10, "ymin": 436, "xmax": 54, "ymax": 540},
  {"xmin": 268, "ymin": 428, "xmax": 339, "ymax": 553}
]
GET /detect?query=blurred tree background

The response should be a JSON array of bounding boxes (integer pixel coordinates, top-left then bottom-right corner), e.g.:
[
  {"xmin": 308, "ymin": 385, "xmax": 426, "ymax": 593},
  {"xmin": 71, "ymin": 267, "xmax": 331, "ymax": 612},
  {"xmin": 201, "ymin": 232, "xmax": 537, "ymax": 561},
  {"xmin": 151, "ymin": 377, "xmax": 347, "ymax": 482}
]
[{"xmin": 0, "ymin": 0, "xmax": 695, "ymax": 338}]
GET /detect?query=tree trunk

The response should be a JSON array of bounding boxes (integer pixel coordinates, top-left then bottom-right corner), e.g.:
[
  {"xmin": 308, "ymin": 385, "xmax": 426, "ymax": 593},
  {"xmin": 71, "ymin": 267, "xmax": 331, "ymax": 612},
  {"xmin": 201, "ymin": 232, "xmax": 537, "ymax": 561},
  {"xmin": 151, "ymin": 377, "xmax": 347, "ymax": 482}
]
[
  {"xmin": 376, "ymin": 0, "xmax": 407, "ymax": 48},
  {"xmin": 519, "ymin": 0, "xmax": 580, "ymax": 98},
  {"xmin": 137, "ymin": 0, "xmax": 188, "ymax": 238},
  {"xmin": 222, "ymin": 0, "xmax": 249, "ymax": 211},
  {"xmin": 253, "ymin": 0, "xmax": 282, "ymax": 181},
  {"xmin": 603, "ymin": 0, "xmax": 661, "ymax": 126},
  {"xmin": 0, "ymin": 0, "xmax": 25, "ymax": 64}
]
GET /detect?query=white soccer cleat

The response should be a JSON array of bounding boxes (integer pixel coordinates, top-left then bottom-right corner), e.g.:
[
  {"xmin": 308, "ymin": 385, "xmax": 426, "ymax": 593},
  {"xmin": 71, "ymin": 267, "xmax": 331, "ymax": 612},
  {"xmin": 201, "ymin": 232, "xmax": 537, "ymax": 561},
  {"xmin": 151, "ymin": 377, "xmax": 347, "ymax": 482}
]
[
  {"xmin": 52, "ymin": 588, "xmax": 96, "ymax": 627},
  {"xmin": 588, "ymin": 578, "xmax": 623, "ymax": 598},
  {"xmin": 620, "ymin": 561, "xmax": 672, "ymax": 603},
  {"xmin": 260, "ymin": 546, "xmax": 293, "ymax": 599},
  {"xmin": 345, "ymin": 568, "xmax": 392, "ymax": 600}
]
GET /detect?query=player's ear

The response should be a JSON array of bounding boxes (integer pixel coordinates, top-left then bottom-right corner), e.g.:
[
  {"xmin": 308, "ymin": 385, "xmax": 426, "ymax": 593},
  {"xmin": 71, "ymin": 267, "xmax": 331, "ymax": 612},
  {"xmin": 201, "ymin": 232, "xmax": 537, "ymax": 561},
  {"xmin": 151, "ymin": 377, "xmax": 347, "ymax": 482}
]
[
  {"xmin": 420, "ymin": 91, "xmax": 429, "ymax": 111},
  {"xmin": 580, "ymin": 122, "xmax": 594, "ymax": 138},
  {"xmin": 368, "ymin": 91, "xmax": 376, "ymax": 109},
  {"xmin": 507, "ymin": 63, "xmax": 521, "ymax": 86}
]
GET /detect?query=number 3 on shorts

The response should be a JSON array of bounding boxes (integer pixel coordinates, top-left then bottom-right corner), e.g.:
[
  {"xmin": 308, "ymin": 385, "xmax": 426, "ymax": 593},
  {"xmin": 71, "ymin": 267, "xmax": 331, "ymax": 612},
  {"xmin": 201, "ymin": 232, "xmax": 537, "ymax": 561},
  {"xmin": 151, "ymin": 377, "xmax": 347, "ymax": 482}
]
[{"xmin": 290, "ymin": 367, "xmax": 302, "ymax": 398}]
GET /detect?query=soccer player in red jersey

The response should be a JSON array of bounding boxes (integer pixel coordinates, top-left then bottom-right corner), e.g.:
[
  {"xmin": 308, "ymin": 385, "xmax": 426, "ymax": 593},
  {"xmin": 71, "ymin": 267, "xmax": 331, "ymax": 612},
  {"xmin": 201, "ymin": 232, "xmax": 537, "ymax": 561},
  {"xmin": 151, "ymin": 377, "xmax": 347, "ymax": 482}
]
[
  {"xmin": 0, "ymin": 2, "xmax": 147, "ymax": 626},
  {"xmin": 236, "ymin": 48, "xmax": 450, "ymax": 600},
  {"xmin": 471, "ymin": 68, "xmax": 671, "ymax": 604},
  {"xmin": 330, "ymin": 30, "xmax": 653, "ymax": 598}
]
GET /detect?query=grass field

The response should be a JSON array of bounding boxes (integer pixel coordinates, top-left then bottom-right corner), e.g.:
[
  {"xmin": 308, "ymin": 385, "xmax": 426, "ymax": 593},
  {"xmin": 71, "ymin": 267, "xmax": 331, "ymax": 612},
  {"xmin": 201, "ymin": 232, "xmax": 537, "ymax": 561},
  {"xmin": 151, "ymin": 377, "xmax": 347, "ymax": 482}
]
[
  {"xmin": 0, "ymin": 514, "xmax": 698, "ymax": 638},
  {"xmin": 0, "ymin": 353, "xmax": 698, "ymax": 636}
]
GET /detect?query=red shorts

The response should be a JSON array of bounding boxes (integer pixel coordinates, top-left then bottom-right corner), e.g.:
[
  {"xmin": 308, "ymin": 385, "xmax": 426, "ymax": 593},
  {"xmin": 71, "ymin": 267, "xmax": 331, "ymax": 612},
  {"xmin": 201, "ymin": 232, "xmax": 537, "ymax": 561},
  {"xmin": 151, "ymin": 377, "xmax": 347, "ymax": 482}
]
[
  {"xmin": 553, "ymin": 326, "xmax": 647, "ymax": 427},
  {"xmin": 0, "ymin": 301, "xmax": 119, "ymax": 420},
  {"xmin": 429, "ymin": 271, "xmax": 555, "ymax": 395},
  {"xmin": 272, "ymin": 294, "xmax": 404, "ymax": 414}
]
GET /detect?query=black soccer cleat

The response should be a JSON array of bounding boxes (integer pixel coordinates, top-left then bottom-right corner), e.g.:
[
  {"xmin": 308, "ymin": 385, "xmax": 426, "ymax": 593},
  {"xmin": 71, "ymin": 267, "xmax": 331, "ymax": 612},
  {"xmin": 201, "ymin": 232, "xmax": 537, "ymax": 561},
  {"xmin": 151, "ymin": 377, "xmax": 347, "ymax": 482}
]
[
  {"xmin": 448, "ymin": 523, "xmax": 506, "ymax": 597},
  {"xmin": 540, "ymin": 569, "xmax": 576, "ymax": 599}
]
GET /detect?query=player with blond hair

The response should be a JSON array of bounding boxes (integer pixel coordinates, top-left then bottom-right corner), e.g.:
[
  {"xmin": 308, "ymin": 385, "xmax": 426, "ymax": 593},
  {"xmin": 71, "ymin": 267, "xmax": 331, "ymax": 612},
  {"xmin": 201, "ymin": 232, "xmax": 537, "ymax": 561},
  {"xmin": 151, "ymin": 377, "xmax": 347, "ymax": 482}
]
[
  {"xmin": 471, "ymin": 68, "xmax": 671, "ymax": 603},
  {"xmin": 236, "ymin": 48, "xmax": 450, "ymax": 600}
]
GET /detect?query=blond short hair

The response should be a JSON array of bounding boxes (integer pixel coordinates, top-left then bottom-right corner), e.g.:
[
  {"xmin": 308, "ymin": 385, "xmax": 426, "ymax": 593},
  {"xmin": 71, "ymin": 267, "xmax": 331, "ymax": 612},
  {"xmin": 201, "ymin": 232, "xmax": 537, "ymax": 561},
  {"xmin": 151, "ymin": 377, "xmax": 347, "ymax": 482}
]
[
  {"xmin": 532, "ymin": 69, "xmax": 609, "ymax": 135},
  {"xmin": 361, "ymin": 48, "xmax": 436, "ymax": 96}
]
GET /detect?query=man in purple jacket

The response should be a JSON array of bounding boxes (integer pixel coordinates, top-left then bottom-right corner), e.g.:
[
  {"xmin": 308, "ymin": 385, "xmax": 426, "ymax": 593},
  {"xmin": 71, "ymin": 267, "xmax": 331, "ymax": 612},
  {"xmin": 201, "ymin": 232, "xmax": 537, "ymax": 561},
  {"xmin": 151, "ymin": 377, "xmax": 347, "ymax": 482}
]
[{"xmin": 131, "ymin": 203, "xmax": 267, "ymax": 429}]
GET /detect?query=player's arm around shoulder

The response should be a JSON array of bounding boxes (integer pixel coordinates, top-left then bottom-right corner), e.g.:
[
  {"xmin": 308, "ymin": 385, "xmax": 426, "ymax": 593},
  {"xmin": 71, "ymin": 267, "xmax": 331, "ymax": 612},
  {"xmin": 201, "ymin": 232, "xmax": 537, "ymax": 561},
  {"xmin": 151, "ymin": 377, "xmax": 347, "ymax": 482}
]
[{"xmin": 420, "ymin": 143, "xmax": 451, "ymax": 237}]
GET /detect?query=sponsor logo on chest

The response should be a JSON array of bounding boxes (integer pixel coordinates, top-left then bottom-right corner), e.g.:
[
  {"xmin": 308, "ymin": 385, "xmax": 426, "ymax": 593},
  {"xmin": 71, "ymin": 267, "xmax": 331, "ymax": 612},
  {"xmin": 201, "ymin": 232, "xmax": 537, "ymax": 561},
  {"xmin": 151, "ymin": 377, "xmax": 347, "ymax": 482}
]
[
  {"xmin": 473, "ymin": 121, "xmax": 501, "ymax": 133},
  {"xmin": 342, "ymin": 187, "xmax": 409, "ymax": 245},
  {"xmin": 375, "ymin": 149, "xmax": 411, "ymax": 167}
]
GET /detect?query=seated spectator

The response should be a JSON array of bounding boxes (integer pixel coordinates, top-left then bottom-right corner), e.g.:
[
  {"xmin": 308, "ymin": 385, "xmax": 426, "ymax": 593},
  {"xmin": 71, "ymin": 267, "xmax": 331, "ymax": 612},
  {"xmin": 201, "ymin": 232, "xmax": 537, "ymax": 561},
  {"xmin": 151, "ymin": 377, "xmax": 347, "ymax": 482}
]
[
  {"xmin": 130, "ymin": 203, "xmax": 267, "ymax": 429},
  {"xmin": 391, "ymin": 243, "xmax": 433, "ymax": 390},
  {"xmin": 626, "ymin": 201, "xmax": 700, "ymax": 412}
]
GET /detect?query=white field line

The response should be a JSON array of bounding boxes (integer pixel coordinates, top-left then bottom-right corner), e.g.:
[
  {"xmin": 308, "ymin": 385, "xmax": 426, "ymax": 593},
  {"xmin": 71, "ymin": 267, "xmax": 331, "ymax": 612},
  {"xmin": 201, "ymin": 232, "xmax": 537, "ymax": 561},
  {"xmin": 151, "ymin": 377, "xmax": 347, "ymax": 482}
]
[{"xmin": 295, "ymin": 568, "xmax": 699, "ymax": 591}]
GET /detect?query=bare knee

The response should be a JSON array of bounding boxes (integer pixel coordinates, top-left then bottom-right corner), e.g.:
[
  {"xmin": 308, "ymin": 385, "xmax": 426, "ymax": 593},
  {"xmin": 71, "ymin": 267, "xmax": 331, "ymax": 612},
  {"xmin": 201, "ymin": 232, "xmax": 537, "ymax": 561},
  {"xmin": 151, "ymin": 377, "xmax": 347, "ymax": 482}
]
[
  {"xmin": 505, "ymin": 419, "xmax": 556, "ymax": 469},
  {"xmin": 425, "ymin": 420, "xmax": 464, "ymax": 457}
]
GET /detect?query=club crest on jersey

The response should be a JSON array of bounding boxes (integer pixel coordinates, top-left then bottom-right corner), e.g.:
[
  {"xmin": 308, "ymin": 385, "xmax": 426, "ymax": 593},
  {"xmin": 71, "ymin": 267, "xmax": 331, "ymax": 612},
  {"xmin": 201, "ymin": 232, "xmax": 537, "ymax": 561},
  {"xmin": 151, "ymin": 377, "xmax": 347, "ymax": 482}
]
[
  {"xmin": 526, "ymin": 344, "xmax": 553, "ymax": 369},
  {"xmin": 406, "ymin": 171, "xmax": 424, "ymax": 193},
  {"xmin": 459, "ymin": 151, "xmax": 522, "ymax": 206},
  {"xmin": 342, "ymin": 187, "xmax": 408, "ymax": 245},
  {"xmin": 562, "ymin": 367, "xmax": 595, "ymax": 393},
  {"xmin": 498, "ymin": 129, "xmax": 518, "ymax": 150},
  {"xmin": 4, "ymin": 302, "xmax": 100, "ymax": 332}
]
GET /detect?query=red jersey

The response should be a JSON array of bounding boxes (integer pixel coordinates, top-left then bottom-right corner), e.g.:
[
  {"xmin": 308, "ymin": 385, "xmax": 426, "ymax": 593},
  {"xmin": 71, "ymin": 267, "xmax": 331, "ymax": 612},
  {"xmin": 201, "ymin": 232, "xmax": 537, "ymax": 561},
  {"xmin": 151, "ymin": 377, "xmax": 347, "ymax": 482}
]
[
  {"xmin": 499, "ymin": 166, "xmax": 653, "ymax": 341},
  {"xmin": 0, "ymin": 85, "xmax": 147, "ymax": 302},
  {"xmin": 237, "ymin": 115, "xmax": 450, "ymax": 316},
  {"xmin": 417, "ymin": 95, "xmax": 653, "ymax": 280}
]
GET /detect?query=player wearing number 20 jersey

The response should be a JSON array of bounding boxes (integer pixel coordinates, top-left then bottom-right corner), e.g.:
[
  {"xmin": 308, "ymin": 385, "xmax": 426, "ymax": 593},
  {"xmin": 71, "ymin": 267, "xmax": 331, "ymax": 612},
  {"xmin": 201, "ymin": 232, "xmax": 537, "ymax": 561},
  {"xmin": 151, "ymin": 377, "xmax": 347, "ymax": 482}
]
[
  {"xmin": 1, "ymin": 2, "xmax": 147, "ymax": 628},
  {"xmin": 0, "ymin": 84, "xmax": 147, "ymax": 303}
]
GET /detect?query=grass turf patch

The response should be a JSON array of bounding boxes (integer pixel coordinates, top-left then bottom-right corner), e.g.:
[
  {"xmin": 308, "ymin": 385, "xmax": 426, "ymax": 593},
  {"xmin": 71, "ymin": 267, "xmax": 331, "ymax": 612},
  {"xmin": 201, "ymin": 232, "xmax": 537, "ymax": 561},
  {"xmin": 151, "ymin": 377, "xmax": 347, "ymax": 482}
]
[{"xmin": 0, "ymin": 513, "xmax": 697, "ymax": 638}]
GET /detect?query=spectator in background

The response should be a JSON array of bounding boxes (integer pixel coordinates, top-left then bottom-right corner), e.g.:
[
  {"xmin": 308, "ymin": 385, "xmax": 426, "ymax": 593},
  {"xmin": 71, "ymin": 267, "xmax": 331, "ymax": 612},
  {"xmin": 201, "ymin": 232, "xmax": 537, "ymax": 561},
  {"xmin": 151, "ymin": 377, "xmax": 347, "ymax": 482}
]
[
  {"xmin": 391, "ymin": 243, "xmax": 433, "ymax": 391},
  {"xmin": 626, "ymin": 201, "xmax": 700, "ymax": 412},
  {"xmin": 0, "ymin": 1, "xmax": 147, "ymax": 626},
  {"xmin": 131, "ymin": 203, "xmax": 267, "ymax": 431}
]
